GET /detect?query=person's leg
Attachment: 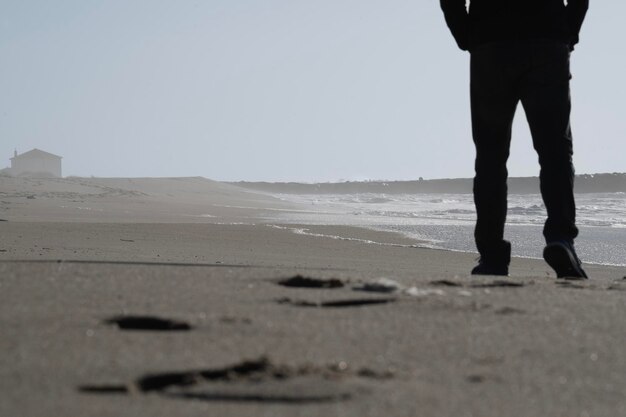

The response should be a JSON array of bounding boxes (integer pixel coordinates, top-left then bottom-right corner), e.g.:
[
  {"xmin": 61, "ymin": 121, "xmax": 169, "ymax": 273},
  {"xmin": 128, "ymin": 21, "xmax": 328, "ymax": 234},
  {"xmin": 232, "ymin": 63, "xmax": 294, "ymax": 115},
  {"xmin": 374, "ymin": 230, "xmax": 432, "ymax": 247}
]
[
  {"xmin": 470, "ymin": 45, "xmax": 519, "ymax": 269},
  {"xmin": 521, "ymin": 41, "xmax": 586, "ymax": 278},
  {"xmin": 520, "ymin": 42, "xmax": 578, "ymax": 244}
]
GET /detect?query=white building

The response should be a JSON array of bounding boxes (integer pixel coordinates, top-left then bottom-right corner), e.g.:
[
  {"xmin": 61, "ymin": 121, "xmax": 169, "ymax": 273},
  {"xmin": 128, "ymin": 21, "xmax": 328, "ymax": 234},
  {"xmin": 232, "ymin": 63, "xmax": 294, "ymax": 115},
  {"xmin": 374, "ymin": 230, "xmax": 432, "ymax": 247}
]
[{"xmin": 10, "ymin": 148, "xmax": 63, "ymax": 177}]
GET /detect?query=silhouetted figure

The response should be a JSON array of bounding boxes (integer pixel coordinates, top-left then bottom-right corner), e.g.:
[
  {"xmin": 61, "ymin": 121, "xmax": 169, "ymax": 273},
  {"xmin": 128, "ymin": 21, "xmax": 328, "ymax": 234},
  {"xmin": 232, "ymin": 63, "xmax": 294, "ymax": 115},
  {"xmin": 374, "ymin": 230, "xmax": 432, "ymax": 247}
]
[{"xmin": 441, "ymin": 0, "xmax": 589, "ymax": 278}]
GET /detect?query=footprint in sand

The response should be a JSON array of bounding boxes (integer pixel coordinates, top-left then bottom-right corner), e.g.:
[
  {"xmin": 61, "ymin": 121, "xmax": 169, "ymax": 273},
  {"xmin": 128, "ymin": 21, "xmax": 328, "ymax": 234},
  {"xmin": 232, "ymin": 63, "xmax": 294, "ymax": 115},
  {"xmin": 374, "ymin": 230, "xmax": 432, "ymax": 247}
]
[
  {"xmin": 555, "ymin": 281, "xmax": 587, "ymax": 290},
  {"xmin": 104, "ymin": 315, "xmax": 192, "ymax": 331},
  {"xmin": 494, "ymin": 306, "xmax": 526, "ymax": 315},
  {"xmin": 277, "ymin": 275, "xmax": 345, "ymax": 289},
  {"xmin": 465, "ymin": 374, "xmax": 503, "ymax": 384},
  {"xmin": 471, "ymin": 280, "xmax": 526, "ymax": 288},
  {"xmin": 429, "ymin": 279, "xmax": 463, "ymax": 287},
  {"xmin": 608, "ymin": 282, "xmax": 626, "ymax": 291},
  {"xmin": 430, "ymin": 279, "xmax": 526, "ymax": 288},
  {"xmin": 275, "ymin": 276, "xmax": 397, "ymax": 308},
  {"xmin": 276, "ymin": 297, "xmax": 396, "ymax": 308},
  {"xmin": 79, "ymin": 357, "xmax": 392, "ymax": 403}
]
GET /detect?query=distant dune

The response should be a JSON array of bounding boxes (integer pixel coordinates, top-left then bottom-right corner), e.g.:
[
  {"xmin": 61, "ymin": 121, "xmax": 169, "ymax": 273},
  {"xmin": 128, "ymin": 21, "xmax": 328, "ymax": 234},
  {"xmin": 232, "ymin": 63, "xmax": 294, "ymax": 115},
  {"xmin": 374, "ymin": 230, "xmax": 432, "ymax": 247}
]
[
  {"xmin": 0, "ymin": 176, "xmax": 291, "ymax": 223},
  {"xmin": 231, "ymin": 173, "xmax": 626, "ymax": 194}
]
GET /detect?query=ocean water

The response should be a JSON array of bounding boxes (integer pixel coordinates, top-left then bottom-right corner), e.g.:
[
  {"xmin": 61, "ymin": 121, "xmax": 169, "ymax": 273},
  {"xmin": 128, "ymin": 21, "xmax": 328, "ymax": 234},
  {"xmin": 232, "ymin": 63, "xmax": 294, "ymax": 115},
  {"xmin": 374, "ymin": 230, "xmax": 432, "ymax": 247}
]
[{"xmin": 266, "ymin": 192, "xmax": 626, "ymax": 266}]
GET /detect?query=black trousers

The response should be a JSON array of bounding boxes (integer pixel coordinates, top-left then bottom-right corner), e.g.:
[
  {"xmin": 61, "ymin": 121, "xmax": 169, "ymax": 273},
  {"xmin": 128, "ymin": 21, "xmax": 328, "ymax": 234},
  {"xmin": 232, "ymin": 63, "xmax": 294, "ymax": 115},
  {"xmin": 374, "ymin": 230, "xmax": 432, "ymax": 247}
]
[{"xmin": 470, "ymin": 40, "xmax": 579, "ymax": 260}]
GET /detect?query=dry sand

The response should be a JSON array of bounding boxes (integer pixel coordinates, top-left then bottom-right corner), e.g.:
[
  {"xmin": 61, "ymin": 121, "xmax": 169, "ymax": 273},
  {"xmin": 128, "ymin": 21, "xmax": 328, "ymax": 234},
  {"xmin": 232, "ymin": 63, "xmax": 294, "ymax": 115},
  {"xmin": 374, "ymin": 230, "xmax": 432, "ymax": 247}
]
[{"xmin": 1, "ymin": 176, "xmax": 625, "ymax": 417}]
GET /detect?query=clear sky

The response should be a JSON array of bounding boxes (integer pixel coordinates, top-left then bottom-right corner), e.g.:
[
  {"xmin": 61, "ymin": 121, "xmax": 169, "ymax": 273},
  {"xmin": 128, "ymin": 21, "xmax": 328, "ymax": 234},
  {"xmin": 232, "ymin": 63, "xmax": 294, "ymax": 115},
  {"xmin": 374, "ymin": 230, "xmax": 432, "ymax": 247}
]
[{"xmin": 1, "ymin": 1, "xmax": 623, "ymax": 181}]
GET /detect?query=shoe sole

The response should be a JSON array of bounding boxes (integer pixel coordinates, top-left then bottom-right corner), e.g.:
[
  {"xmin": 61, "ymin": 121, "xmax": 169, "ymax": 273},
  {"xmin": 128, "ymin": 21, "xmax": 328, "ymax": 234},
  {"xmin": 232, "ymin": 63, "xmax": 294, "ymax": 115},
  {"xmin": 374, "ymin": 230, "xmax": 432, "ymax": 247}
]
[{"xmin": 543, "ymin": 243, "xmax": 588, "ymax": 280}]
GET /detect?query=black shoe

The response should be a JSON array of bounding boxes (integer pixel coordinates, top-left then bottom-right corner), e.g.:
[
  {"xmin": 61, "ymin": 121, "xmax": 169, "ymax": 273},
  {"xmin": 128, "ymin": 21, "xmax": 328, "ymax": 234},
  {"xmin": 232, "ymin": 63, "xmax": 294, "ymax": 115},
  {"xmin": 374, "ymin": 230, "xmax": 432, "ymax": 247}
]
[
  {"xmin": 543, "ymin": 241, "xmax": 588, "ymax": 279},
  {"xmin": 471, "ymin": 261, "xmax": 509, "ymax": 276},
  {"xmin": 472, "ymin": 240, "xmax": 510, "ymax": 276}
]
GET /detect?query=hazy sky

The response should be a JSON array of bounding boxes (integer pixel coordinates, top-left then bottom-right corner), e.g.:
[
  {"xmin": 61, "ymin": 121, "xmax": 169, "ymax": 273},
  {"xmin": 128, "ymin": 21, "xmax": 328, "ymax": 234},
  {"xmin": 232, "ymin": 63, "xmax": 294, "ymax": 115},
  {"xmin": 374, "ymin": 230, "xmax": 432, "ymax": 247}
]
[{"xmin": 1, "ymin": 1, "xmax": 624, "ymax": 181}]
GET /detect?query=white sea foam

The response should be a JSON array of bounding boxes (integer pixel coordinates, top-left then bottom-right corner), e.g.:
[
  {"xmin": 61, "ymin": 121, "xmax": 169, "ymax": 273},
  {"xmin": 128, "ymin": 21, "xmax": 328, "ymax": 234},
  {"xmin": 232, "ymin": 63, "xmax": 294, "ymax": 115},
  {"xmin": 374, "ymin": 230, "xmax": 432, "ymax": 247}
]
[
  {"xmin": 266, "ymin": 224, "xmax": 419, "ymax": 248},
  {"xmin": 265, "ymin": 192, "xmax": 626, "ymax": 266},
  {"xmin": 272, "ymin": 192, "xmax": 626, "ymax": 228}
]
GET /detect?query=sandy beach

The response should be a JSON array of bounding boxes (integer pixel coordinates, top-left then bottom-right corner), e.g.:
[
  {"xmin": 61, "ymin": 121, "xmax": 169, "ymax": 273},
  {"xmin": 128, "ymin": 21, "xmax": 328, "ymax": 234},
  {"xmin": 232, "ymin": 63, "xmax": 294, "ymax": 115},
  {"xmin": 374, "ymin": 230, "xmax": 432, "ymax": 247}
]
[{"xmin": 1, "ymin": 176, "xmax": 625, "ymax": 417}]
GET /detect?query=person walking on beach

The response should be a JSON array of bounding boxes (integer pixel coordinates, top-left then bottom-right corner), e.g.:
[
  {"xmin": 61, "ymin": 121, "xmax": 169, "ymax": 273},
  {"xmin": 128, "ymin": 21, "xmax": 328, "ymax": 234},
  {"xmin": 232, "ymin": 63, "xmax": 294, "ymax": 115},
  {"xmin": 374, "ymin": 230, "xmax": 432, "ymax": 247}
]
[{"xmin": 440, "ymin": 0, "xmax": 589, "ymax": 278}]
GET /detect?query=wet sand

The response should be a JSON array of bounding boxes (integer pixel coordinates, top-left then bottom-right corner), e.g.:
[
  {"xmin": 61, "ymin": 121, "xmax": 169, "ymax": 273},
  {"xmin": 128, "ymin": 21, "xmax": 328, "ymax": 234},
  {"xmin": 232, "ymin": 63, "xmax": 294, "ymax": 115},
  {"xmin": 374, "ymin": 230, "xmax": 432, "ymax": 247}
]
[{"xmin": 1, "ymin": 176, "xmax": 625, "ymax": 416}]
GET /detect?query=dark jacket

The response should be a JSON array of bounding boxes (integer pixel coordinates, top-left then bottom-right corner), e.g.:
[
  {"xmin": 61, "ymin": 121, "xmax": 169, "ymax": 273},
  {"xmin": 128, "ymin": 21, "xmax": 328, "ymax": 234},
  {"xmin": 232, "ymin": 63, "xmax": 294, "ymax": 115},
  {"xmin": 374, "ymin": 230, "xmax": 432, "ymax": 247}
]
[{"xmin": 441, "ymin": 0, "xmax": 589, "ymax": 51}]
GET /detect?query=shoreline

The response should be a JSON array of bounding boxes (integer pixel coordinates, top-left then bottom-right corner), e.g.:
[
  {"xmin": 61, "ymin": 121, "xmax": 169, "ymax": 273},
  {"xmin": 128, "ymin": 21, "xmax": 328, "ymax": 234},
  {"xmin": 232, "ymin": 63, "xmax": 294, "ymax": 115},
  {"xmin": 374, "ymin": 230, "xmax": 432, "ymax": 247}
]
[
  {"xmin": 264, "ymin": 221, "xmax": 626, "ymax": 268},
  {"xmin": 251, "ymin": 189, "xmax": 626, "ymax": 267},
  {"xmin": 2, "ymin": 220, "xmax": 624, "ymax": 281}
]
